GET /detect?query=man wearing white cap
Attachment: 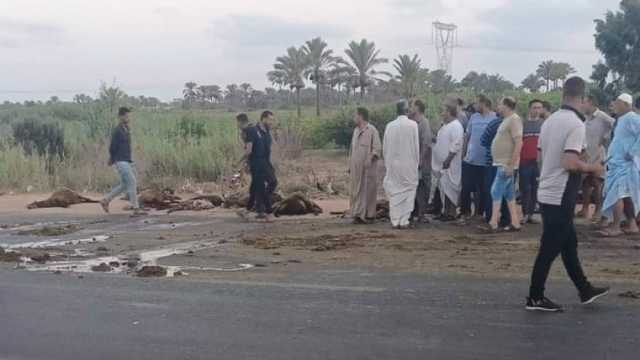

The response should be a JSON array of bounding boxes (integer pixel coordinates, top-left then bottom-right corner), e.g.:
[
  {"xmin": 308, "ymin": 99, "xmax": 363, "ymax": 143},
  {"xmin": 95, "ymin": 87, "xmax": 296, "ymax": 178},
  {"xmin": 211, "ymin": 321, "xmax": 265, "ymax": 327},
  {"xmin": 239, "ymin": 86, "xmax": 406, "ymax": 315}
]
[{"xmin": 599, "ymin": 93, "xmax": 640, "ymax": 237}]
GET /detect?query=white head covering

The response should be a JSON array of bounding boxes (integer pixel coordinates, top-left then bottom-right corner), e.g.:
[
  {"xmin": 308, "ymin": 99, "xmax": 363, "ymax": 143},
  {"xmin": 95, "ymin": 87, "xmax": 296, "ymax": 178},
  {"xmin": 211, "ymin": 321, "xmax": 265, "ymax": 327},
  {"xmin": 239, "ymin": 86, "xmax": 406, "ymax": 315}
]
[{"xmin": 617, "ymin": 93, "xmax": 633, "ymax": 106}]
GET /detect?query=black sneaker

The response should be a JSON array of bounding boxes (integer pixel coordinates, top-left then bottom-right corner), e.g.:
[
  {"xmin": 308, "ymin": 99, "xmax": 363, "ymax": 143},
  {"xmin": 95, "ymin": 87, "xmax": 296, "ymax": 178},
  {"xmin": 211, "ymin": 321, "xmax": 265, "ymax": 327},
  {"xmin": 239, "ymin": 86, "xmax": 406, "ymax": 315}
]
[
  {"xmin": 580, "ymin": 286, "xmax": 610, "ymax": 305},
  {"xmin": 526, "ymin": 297, "xmax": 564, "ymax": 312}
]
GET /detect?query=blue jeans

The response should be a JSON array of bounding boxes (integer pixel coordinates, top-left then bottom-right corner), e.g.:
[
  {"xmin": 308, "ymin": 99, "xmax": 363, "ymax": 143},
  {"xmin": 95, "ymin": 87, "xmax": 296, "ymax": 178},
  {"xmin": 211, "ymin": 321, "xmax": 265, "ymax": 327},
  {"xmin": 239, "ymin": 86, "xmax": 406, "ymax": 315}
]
[
  {"xmin": 105, "ymin": 161, "xmax": 139, "ymax": 209},
  {"xmin": 491, "ymin": 166, "xmax": 516, "ymax": 202}
]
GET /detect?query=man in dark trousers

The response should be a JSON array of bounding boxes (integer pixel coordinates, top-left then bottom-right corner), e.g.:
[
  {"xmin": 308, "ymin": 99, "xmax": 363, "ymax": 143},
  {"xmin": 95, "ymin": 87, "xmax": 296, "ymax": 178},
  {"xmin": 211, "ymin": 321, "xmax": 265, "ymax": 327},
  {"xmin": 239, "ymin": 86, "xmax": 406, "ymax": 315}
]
[
  {"xmin": 100, "ymin": 107, "xmax": 147, "ymax": 216},
  {"xmin": 527, "ymin": 77, "xmax": 609, "ymax": 312},
  {"xmin": 244, "ymin": 111, "xmax": 278, "ymax": 222}
]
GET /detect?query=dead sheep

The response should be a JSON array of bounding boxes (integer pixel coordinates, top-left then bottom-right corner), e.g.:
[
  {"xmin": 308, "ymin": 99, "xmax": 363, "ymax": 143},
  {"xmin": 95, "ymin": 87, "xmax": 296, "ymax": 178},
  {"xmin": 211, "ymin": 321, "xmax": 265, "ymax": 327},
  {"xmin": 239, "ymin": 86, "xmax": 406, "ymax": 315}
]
[
  {"xmin": 27, "ymin": 189, "xmax": 99, "ymax": 209},
  {"xmin": 138, "ymin": 188, "xmax": 182, "ymax": 210},
  {"xmin": 273, "ymin": 193, "xmax": 323, "ymax": 217}
]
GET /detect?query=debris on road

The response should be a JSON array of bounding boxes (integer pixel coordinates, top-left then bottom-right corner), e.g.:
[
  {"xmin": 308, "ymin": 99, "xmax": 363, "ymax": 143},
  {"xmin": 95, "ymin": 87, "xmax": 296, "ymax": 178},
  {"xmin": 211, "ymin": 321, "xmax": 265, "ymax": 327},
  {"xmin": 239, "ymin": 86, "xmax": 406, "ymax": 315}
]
[
  {"xmin": 136, "ymin": 265, "xmax": 168, "ymax": 277},
  {"xmin": 619, "ymin": 291, "xmax": 640, "ymax": 299},
  {"xmin": 91, "ymin": 263, "xmax": 112, "ymax": 272},
  {"xmin": 17, "ymin": 224, "xmax": 81, "ymax": 237},
  {"xmin": 0, "ymin": 247, "xmax": 22, "ymax": 262}
]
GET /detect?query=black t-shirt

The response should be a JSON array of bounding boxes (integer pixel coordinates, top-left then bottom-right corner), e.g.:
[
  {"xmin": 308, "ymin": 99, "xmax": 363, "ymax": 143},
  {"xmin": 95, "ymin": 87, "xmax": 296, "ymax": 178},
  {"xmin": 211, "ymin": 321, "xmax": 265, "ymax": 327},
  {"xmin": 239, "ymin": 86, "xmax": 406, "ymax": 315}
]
[{"xmin": 246, "ymin": 125, "xmax": 272, "ymax": 164}]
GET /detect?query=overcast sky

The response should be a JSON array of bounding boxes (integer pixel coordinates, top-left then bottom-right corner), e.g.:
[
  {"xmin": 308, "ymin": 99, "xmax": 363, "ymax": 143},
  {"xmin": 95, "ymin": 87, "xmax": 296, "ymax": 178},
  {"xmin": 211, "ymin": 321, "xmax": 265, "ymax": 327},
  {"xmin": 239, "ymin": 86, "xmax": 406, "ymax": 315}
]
[{"xmin": 0, "ymin": 0, "xmax": 621, "ymax": 101}]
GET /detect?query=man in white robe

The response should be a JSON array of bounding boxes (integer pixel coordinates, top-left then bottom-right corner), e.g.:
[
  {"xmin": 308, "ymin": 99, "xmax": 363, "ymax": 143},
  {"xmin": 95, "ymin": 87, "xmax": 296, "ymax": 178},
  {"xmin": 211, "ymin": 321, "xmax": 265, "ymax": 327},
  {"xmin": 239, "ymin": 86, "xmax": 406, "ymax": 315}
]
[
  {"xmin": 432, "ymin": 103, "xmax": 464, "ymax": 220},
  {"xmin": 383, "ymin": 100, "xmax": 420, "ymax": 229}
]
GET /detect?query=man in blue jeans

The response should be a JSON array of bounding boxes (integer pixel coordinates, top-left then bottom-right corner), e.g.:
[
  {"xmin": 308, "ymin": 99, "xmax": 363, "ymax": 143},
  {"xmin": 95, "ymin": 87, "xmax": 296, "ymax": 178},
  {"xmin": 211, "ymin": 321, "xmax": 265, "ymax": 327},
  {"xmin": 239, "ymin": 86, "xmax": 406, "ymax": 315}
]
[{"xmin": 100, "ymin": 107, "xmax": 147, "ymax": 216}]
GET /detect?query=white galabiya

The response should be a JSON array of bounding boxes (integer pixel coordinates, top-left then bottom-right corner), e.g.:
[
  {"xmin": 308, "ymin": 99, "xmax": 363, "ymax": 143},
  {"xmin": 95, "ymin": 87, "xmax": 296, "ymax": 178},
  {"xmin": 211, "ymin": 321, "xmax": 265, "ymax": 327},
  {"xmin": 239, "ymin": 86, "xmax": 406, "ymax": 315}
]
[
  {"xmin": 383, "ymin": 114, "xmax": 420, "ymax": 227},
  {"xmin": 432, "ymin": 118, "xmax": 464, "ymax": 207}
]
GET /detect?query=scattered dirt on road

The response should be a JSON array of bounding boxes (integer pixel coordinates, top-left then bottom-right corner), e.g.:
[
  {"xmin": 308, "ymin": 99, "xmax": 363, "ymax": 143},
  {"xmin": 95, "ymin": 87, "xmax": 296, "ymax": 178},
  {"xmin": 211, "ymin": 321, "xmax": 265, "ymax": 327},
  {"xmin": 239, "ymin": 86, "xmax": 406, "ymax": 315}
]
[
  {"xmin": 242, "ymin": 232, "xmax": 395, "ymax": 252},
  {"xmin": 91, "ymin": 263, "xmax": 112, "ymax": 272},
  {"xmin": 17, "ymin": 224, "xmax": 81, "ymax": 237},
  {"xmin": 0, "ymin": 247, "xmax": 22, "ymax": 262},
  {"xmin": 136, "ymin": 265, "xmax": 168, "ymax": 277},
  {"xmin": 619, "ymin": 291, "xmax": 640, "ymax": 300}
]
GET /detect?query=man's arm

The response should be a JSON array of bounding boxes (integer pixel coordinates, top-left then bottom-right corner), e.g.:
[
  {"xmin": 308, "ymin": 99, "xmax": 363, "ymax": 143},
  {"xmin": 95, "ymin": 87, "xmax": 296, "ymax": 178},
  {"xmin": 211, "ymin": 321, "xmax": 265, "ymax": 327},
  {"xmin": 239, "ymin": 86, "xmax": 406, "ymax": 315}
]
[
  {"xmin": 108, "ymin": 127, "xmax": 120, "ymax": 166},
  {"xmin": 506, "ymin": 137, "xmax": 523, "ymax": 176},
  {"xmin": 562, "ymin": 152, "xmax": 603, "ymax": 175}
]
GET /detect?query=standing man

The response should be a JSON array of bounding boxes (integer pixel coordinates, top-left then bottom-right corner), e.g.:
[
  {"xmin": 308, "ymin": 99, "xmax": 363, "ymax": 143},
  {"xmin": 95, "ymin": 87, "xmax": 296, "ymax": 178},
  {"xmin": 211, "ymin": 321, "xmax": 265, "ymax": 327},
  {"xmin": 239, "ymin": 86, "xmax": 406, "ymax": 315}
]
[
  {"xmin": 460, "ymin": 95, "xmax": 496, "ymax": 219},
  {"xmin": 480, "ymin": 113, "xmax": 510, "ymax": 226},
  {"xmin": 236, "ymin": 113, "xmax": 255, "ymax": 211},
  {"xmin": 519, "ymin": 100, "xmax": 544, "ymax": 225},
  {"xmin": 410, "ymin": 100, "xmax": 433, "ymax": 223},
  {"xmin": 599, "ymin": 94, "xmax": 640, "ymax": 237},
  {"xmin": 432, "ymin": 104, "xmax": 464, "ymax": 221},
  {"xmin": 245, "ymin": 111, "xmax": 278, "ymax": 223},
  {"xmin": 527, "ymin": 77, "xmax": 608, "ymax": 312},
  {"xmin": 455, "ymin": 97, "xmax": 469, "ymax": 131},
  {"xmin": 349, "ymin": 107, "xmax": 382, "ymax": 224},
  {"xmin": 383, "ymin": 100, "xmax": 420, "ymax": 229},
  {"xmin": 577, "ymin": 96, "xmax": 614, "ymax": 221},
  {"xmin": 100, "ymin": 107, "xmax": 146, "ymax": 216},
  {"xmin": 487, "ymin": 97, "xmax": 523, "ymax": 231}
]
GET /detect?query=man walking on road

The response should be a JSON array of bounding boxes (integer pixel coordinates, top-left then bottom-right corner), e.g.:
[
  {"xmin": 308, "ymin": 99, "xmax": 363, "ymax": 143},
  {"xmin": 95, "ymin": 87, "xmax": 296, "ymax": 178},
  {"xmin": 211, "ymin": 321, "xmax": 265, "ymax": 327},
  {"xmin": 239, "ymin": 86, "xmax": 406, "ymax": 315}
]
[
  {"xmin": 519, "ymin": 100, "xmax": 544, "ymax": 225},
  {"xmin": 577, "ymin": 96, "xmax": 614, "ymax": 222},
  {"xmin": 100, "ymin": 107, "xmax": 146, "ymax": 216},
  {"xmin": 245, "ymin": 111, "xmax": 278, "ymax": 223},
  {"xmin": 383, "ymin": 100, "xmax": 420, "ymax": 229},
  {"xmin": 410, "ymin": 100, "xmax": 433, "ymax": 223},
  {"xmin": 527, "ymin": 77, "xmax": 609, "ymax": 312},
  {"xmin": 349, "ymin": 107, "xmax": 382, "ymax": 224}
]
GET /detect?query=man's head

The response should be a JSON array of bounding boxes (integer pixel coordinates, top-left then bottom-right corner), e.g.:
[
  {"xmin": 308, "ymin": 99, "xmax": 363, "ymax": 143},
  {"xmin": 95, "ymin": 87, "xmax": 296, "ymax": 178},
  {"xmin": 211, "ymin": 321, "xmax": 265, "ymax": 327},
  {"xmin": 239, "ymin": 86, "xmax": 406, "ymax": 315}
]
[
  {"xmin": 528, "ymin": 99, "xmax": 544, "ymax": 120},
  {"xmin": 562, "ymin": 76, "xmax": 586, "ymax": 111},
  {"xmin": 118, "ymin": 107, "xmax": 131, "ymax": 123},
  {"xmin": 396, "ymin": 100, "xmax": 409, "ymax": 116},
  {"xmin": 411, "ymin": 99, "xmax": 426, "ymax": 116},
  {"xmin": 612, "ymin": 93, "xmax": 633, "ymax": 116},
  {"xmin": 260, "ymin": 110, "xmax": 275, "ymax": 129},
  {"xmin": 498, "ymin": 97, "xmax": 517, "ymax": 117},
  {"xmin": 353, "ymin": 107, "xmax": 369, "ymax": 126},
  {"xmin": 236, "ymin": 113, "xmax": 249, "ymax": 128},
  {"xmin": 441, "ymin": 104, "xmax": 458, "ymax": 123},
  {"xmin": 475, "ymin": 94, "xmax": 492, "ymax": 113},
  {"xmin": 583, "ymin": 95, "xmax": 599, "ymax": 115},
  {"xmin": 456, "ymin": 97, "xmax": 464, "ymax": 110}
]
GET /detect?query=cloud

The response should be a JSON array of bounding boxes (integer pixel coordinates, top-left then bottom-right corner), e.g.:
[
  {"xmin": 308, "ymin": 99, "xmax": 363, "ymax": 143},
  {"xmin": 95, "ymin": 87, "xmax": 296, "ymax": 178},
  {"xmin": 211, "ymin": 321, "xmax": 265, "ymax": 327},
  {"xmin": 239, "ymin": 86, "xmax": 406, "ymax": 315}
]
[
  {"xmin": 210, "ymin": 14, "xmax": 351, "ymax": 49},
  {"xmin": 0, "ymin": 17, "xmax": 67, "ymax": 48}
]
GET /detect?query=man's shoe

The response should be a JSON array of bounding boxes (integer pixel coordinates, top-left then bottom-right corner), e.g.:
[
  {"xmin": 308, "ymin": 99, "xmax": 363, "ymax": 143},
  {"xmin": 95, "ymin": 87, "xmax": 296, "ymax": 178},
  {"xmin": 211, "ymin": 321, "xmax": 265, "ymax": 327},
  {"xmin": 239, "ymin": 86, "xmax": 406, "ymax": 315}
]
[
  {"xmin": 526, "ymin": 297, "xmax": 564, "ymax": 312},
  {"xmin": 580, "ymin": 286, "xmax": 610, "ymax": 305}
]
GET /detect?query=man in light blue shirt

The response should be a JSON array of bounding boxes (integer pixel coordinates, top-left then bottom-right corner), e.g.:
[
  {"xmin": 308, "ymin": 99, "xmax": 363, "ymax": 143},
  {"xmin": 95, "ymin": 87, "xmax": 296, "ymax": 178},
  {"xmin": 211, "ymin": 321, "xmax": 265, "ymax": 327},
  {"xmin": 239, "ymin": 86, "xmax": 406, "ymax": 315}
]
[{"xmin": 460, "ymin": 95, "xmax": 497, "ymax": 218}]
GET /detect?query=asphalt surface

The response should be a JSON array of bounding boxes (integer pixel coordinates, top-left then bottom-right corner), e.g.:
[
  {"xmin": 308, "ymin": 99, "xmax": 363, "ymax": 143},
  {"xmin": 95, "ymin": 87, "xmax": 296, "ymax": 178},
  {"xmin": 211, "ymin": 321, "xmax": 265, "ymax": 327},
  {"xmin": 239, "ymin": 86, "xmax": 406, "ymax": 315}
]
[{"xmin": 1, "ymin": 269, "xmax": 638, "ymax": 360}]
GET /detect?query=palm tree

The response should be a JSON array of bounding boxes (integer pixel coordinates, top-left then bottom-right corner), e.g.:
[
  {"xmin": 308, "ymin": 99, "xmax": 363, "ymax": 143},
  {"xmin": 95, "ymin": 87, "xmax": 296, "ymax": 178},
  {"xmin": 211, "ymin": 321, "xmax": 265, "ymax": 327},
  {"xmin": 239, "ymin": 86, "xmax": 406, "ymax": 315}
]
[
  {"xmin": 393, "ymin": 54, "xmax": 423, "ymax": 99},
  {"xmin": 303, "ymin": 37, "xmax": 338, "ymax": 116},
  {"xmin": 268, "ymin": 46, "xmax": 309, "ymax": 118},
  {"xmin": 536, "ymin": 60, "xmax": 554, "ymax": 92},
  {"xmin": 521, "ymin": 74, "xmax": 545, "ymax": 93},
  {"xmin": 210, "ymin": 85, "xmax": 223, "ymax": 103},
  {"xmin": 551, "ymin": 62, "xmax": 576, "ymax": 89},
  {"xmin": 344, "ymin": 39, "xmax": 389, "ymax": 99},
  {"xmin": 183, "ymin": 82, "xmax": 198, "ymax": 105},
  {"xmin": 240, "ymin": 83, "xmax": 253, "ymax": 105}
]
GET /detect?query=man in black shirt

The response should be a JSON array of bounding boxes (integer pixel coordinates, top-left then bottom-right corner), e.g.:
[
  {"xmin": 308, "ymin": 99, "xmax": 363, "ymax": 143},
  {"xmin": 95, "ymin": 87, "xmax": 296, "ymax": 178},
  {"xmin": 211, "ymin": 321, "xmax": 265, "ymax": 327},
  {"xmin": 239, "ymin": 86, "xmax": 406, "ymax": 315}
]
[
  {"xmin": 100, "ymin": 107, "xmax": 146, "ymax": 216},
  {"xmin": 244, "ymin": 111, "xmax": 278, "ymax": 222}
]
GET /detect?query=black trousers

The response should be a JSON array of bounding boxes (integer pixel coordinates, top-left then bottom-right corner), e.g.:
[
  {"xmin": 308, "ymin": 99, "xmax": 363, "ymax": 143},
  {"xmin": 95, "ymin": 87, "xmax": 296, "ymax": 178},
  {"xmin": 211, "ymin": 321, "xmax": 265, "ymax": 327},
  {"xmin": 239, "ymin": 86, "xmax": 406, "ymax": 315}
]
[
  {"xmin": 250, "ymin": 161, "xmax": 278, "ymax": 214},
  {"xmin": 483, "ymin": 166, "xmax": 511, "ymax": 226},
  {"xmin": 519, "ymin": 162, "xmax": 539, "ymax": 217},
  {"xmin": 460, "ymin": 162, "xmax": 489, "ymax": 217},
  {"xmin": 529, "ymin": 202, "xmax": 590, "ymax": 299},
  {"xmin": 413, "ymin": 173, "xmax": 432, "ymax": 218}
]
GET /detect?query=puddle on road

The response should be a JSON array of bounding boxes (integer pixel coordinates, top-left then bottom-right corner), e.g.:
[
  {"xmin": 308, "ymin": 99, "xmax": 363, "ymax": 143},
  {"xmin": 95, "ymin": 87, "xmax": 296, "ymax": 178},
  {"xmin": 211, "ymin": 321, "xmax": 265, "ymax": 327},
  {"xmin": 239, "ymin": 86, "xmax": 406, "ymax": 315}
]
[
  {"xmin": 1, "ymin": 235, "xmax": 110, "ymax": 250},
  {"xmin": 22, "ymin": 238, "xmax": 255, "ymax": 277}
]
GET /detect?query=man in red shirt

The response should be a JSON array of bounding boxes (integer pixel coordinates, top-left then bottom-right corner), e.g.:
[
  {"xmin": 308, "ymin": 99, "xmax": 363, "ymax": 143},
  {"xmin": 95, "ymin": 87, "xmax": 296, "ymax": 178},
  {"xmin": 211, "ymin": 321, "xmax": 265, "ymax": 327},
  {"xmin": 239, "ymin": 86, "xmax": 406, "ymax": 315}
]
[{"xmin": 519, "ymin": 100, "xmax": 544, "ymax": 224}]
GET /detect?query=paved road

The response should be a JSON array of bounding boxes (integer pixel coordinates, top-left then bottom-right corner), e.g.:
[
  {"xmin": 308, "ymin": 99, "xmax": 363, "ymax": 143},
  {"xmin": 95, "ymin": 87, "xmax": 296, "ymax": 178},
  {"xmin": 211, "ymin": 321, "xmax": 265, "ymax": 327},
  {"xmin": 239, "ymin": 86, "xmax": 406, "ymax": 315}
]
[{"xmin": 1, "ymin": 270, "xmax": 638, "ymax": 360}]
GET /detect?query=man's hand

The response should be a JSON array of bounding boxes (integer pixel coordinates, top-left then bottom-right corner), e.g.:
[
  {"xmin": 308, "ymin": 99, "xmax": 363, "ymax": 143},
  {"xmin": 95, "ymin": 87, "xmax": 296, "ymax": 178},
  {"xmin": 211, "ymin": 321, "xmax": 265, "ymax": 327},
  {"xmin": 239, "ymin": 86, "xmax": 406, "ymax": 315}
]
[
  {"xmin": 108, "ymin": 160, "xmax": 114, "ymax": 166},
  {"xmin": 592, "ymin": 162, "xmax": 605, "ymax": 177},
  {"xmin": 442, "ymin": 159, "xmax": 451, "ymax": 170},
  {"xmin": 504, "ymin": 165, "xmax": 514, "ymax": 177}
]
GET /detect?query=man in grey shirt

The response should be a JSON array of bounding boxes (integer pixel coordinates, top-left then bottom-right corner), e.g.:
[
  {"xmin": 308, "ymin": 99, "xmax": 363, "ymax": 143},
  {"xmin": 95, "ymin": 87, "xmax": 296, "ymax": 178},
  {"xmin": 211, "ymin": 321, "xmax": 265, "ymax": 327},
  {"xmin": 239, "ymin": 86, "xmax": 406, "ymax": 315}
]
[
  {"xmin": 527, "ymin": 77, "xmax": 609, "ymax": 312},
  {"xmin": 410, "ymin": 99, "xmax": 433, "ymax": 222},
  {"xmin": 578, "ymin": 95, "xmax": 614, "ymax": 222}
]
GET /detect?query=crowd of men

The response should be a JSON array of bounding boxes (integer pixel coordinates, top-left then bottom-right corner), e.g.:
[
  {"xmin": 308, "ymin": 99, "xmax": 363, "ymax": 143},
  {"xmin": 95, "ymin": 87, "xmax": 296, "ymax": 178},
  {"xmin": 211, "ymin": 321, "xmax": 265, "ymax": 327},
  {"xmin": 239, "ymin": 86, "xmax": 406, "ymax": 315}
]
[
  {"xmin": 100, "ymin": 76, "xmax": 639, "ymax": 312},
  {"xmin": 347, "ymin": 76, "xmax": 640, "ymax": 312}
]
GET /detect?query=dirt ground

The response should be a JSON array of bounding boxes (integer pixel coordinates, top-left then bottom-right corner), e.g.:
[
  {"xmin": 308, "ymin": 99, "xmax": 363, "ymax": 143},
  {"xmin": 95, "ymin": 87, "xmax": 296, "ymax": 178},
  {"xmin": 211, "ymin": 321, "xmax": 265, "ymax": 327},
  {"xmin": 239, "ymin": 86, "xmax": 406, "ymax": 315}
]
[{"xmin": 1, "ymin": 150, "xmax": 639, "ymax": 290}]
